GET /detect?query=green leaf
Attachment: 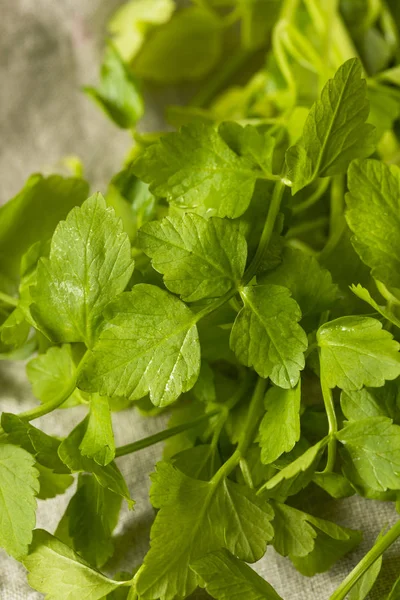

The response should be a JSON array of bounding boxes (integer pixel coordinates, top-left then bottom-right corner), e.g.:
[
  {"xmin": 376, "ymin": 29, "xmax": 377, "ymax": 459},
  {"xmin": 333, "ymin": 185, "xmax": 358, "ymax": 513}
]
[
  {"xmin": 350, "ymin": 284, "xmax": 400, "ymax": 329},
  {"xmin": 230, "ymin": 285, "xmax": 307, "ymax": 388},
  {"xmin": 58, "ymin": 419, "xmax": 133, "ymax": 507},
  {"xmin": 0, "ymin": 444, "xmax": 39, "ymax": 559},
  {"xmin": 347, "ymin": 549, "xmax": 382, "ymax": 600},
  {"xmin": 133, "ymin": 7, "xmax": 222, "ymax": 83},
  {"xmin": 258, "ymin": 437, "xmax": 329, "ymax": 499},
  {"xmin": 23, "ymin": 530, "xmax": 129, "ymax": 600},
  {"xmin": 341, "ymin": 382, "xmax": 400, "ymax": 421},
  {"xmin": 387, "ymin": 572, "xmax": 400, "ymax": 599},
  {"xmin": 60, "ymin": 473, "xmax": 122, "ymax": 568},
  {"xmin": 0, "ymin": 306, "xmax": 30, "ymax": 350},
  {"xmin": 1, "ymin": 413, "xmax": 69, "ymax": 474},
  {"xmin": 191, "ymin": 549, "xmax": 283, "ymax": 600},
  {"xmin": 171, "ymin": 445, "xmax": 221, "ymax": 481},
  {"xmin": 136, "ymin": 461, "xmax": 274, "ymax": 600},
  {"xmin": 271, "ymin": 502, "xmax": 316, "ymax": 559},
  {"xmin": 36, "ymin": 464, "xmax": 74, "ymax": 500},
  {"xmin": 286, "ymin": 58, "xmax": 375, "ymax": 193},
  {"xmin": 290, "ymin": 514, "xmax": 362, "ymax": 576},
  {"xmin": 317, "ymin": 316, "xmax": 400, "ymax": 390},
  {"xmin": 31, "ymin": 194, "xmax": 134, "ymax": 346},
  {"xmin": 138, "ymin": 213, "xmax": 247, "ymax": 302},
  {"xmin": 79, "ymin": 394, "xmax": 115, "ymax": 466},
  {"xmin": 26, "ymin": 344, "xmax": 83, "ymax": 409},
  {"xmin": 78, "ymin": 284, "xmax": 201, "ymax": 407},
  {"xmin": 132, "ymin": 122, "xmax": 270, "ymax": 219},
  {"xmin": 218, "ymin": 122, "xmax": 276, "ymax": 175},
  {"xmin": 84, "ymin": 43, "xmax": 144, "ymax": 129},
  {"xmin": 192, "ymin": 361, "xmax": 217, "ymax": 404},
  {"xmin": 259, "ymin": 382, "xmax": 301, "ymax": 464},
  {"xmin": 337, "ymin": 417, "xmax": 400, "ymax": 491},
  {"xmin": 346, "ymin": 159, "xmax": 400, "ymax": 289},
  {"xmin": 108, "ymin": 0, "xmax": 175, "ymax": 62},
  {"xmin": 0, "ymin": 174, "xmax": 89, "ymax": 293},
  {"xmin": 313, "ymin": 472, "xmax": 355, "ymax": 499},
  {"xmin": 260, "ymin": 247, "xmax": 339, "ymax": 317}
]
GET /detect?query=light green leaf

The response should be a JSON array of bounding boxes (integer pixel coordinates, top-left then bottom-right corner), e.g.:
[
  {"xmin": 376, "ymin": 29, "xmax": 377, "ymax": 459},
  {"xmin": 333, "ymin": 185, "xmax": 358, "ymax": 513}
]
[
  {"xmin": 61, "ymin": 473, "xmax": 122, "ymax": 568},
  {"xmin": 79, "ymin": 394, "xmax": 115, "ymax": 466},
  {"xmin": 132, "ymin": 122, "xmax": 270, "ymax": 219},
  {"xmin": 32, "ymin": 194, "xmax": 134, "ymax": 346},
  {"xmin": 259, "ymin": 383, "xmax": 301, "ymax": 464},
  {"xmin": 172, "ymin": 445, "xmax": 221, "ymax": 481},
  {"xmin": 260, "ymin": 247, "xmax": 339, "ymax": 317},
  {"xmin": 192, "ymin": 361, "xmax": 216, "ymax": 404},
  {"xmin": 346, "ymin": 159, "xmax": 400, "ymax": 289},
  {"xmin": 36, "ymin": 464, "xmax": 74, "ymax": 500},
  {"xmin": 0, "ymin": 444, "xmax": 39, "ymax": 559},
  {"xmin": 26, "ymin": 344, "xmax": 83, "ymax": 409},
  {"xmin": 341, "ymin": 382, "xmax": 400, "ymax": 421},
  {"xmin": 317, "ymin": 316, "xmax": 400, "ymax": 390},
  {"xmin": 271, "ymin": 502, "xmax": 316, "ymax": 559},
  {"xmin": 218, "ymin": 122, "xmax": 276, "ymax": 175},
  {"xmin": 58, "ymin": 419, "xmax": 133, "ymax": 507},
  {"xmin": 286, "ymin": 58, "xmax": 375, "ymax": 193},
  {"xmin": 347, "ymin": 549, "xmax": 382, "ymax": 600},
  {"xmin": 23, "ymin": 530, "xmax": 129, "ymax": 600},
  {"xmin": 350, "ymin": 284, "xmax": 400, "ymax": 329},
  {"xmin": 0, "ymin": 306, "xmax": 30, "ymax": 350},
  {"xmin": 138, "ymin": 213, "xmax": 247, "ymax": 302},
  {"xmin": 133, "ymin": 7, "xmax": 222, "ymax": 83},
  {"xmin": 109, "ymin": 0, "xmax": 175, "ymax": 62},
  {"xmin": 78, "ymin": 284, "xmax": 201, "ymax": 407},
  {"xmin": 258, "ymin": 437, "xmax": 329, "ymax": 499},
  {"xmin": 313, "ymin": 472, "xmax": 355, "ymax": 499},
  {"xmin": 191, "ymin": 549, "xmax": 283, "ymax": 600},
  {"xmin": 0, "ymin": 174, "xmax": 89, "ymax": 293},
  {"xmin": 84, "ymin": 44, "xmax": 144, "ymax": 129},
  {"xmin": 230, "ymin": 285, "xmax": 307, "ymax": 388},
  {"xmin": 337, "ymin": 417, "xmax": 400, "ymax": 491},
  {"xmin": 136, "ymin": 461, "xmax": 274, "ymax": 600}
]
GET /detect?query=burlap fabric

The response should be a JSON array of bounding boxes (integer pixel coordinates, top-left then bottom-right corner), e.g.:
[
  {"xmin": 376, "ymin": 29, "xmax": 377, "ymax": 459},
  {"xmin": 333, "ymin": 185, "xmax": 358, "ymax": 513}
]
[{"xmin": 0, "ymin": 2, "xmax": 399, "ymax": 598}]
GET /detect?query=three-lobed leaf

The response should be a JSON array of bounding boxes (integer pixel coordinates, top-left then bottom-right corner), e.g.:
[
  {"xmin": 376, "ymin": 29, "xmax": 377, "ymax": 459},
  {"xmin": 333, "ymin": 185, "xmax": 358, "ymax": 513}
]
[
  {"xmin": 230, "ymin": 284, "xmax": 307, "ymax": 388},
  {"xmin": 78, "ymin": 284, "xmax": 201, "ymax": 407}
]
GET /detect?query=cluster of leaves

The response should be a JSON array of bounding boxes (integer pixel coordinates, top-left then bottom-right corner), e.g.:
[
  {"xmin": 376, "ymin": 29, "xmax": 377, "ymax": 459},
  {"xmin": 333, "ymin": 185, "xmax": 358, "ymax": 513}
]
[{"xmin": 3, "ymin": 1, "xmax": 400, "ymax": 599}]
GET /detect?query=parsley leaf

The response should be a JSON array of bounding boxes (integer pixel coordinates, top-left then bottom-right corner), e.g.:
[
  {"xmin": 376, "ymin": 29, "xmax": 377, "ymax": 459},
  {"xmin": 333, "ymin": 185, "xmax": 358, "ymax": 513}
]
[
  {"xmin": 136, "ymin": 461, "xmax": 274, "ymax": 600},
  {"xmin": 230, "ymin": 285, "xmax": 307, "ymax": 388},
  {"xmin": 0, "ymin": 444, "xmax": 39, "ymax": 559},
  {"xmin": 23, "ymin": 529, "xmax": 130, "ymax": 600},
  {"xmin": 32, "ymin": 194, "xmax": 134, "ymax": 346},
  {"xmin": 78, "ymin": 284, "xmax": 200, "ymax": 407},
  {"xmin": 191, "ymin": 549, "xmax": 283, "ymax": 600},
  {"xmin": 317, "ymin": 316, "xmax": 400, "ymax": 390},
  {"xmin": 138, "ymin": 213, "xmax": 247, "ymax": 301},
  {"xmin": 259, "ymin": 382, "xmax": 301, "ymax": 464},
  {"xmin": 286, "ymin": 58, "xmax": 375, "ymax": 193},
  {"xmin": 84, "ymin": 43, "xmax": 144, "ymax": 129},
  {"xmin": 79, "ymin": 394, "xmax": 115, "ymax": 466},
  {"xmin": 346, "ymin": 159, "xmax": 400, "ymax": 289},
  {"xmin": 132, "ymin": 122, "xmax": 274, "ymax": 219},
  {"xmin": 337, "ymin": 417, "xmax": 400, "ymax": 491}
]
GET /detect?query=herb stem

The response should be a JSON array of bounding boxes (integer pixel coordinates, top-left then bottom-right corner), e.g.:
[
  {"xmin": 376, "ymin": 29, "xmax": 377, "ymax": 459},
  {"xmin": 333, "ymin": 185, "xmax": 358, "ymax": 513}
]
[
  {"xmin": 242, "ymin": 180, "xmax": 286, "ymax": 285},
  {"xmin": 292, "ymin": 178, "xmax": 330, "ymax": 215},
  {"xmin": 319, "ymin": 358, "xmax": 337, "ymax": 473},
  {"xmin": 237, "ymin": 376, "xmax": 267, "ymax": 455},
  {"xmin": 18, "ymin": 377, "xmax": 78, "ymax": 422},
  {"xmin": 115, "ymin": 410, "xmax": 219, "ymax": 458},
  {"xmin": 0, "ymin": 291, "xmax": 18, "ymax": 307},
  {"xmin": 330, "ymin": 519, "xmax": 400, "ymax": 600}
]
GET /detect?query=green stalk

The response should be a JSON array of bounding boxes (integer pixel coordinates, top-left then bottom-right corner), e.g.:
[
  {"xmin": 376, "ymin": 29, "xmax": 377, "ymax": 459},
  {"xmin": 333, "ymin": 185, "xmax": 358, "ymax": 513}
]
[
  {"xmin": 319, "ymin": 357, "xmax": 337, "ymax": 473},
  {"xmin": 330, "ymin": 519, "xmax": 400, "ymax": 600},
  {"xmin": 292, "ymin": 178, "xmax": 330, "ymax": 215},
  {"xmin": 115, "ymin": 410, "xmax": 220, "ymax": 458},
  {"xmin": 18, "ymin": 377, "xmax": 78, "ymax": 422},
  {"xmin": 0, "ymin": 291, "xmax": 18, "ymax": 307},
  {"xmin": 243, "ymin": 180, "xmax": 286, "ymax": 285}
]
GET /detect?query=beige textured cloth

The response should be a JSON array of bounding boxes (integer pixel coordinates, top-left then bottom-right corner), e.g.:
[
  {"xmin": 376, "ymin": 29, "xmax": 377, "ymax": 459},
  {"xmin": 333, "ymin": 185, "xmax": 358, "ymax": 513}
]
[{"xmin": 1, "ymin": 2, "xmax": 400, "ymax": 599}]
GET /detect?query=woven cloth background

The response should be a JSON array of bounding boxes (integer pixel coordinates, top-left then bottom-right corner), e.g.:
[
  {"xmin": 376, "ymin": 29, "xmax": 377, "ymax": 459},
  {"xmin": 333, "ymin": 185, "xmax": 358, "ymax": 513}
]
[{"xmin": 0, "ymin": 2, "xmax": 399, "ymax": 599}]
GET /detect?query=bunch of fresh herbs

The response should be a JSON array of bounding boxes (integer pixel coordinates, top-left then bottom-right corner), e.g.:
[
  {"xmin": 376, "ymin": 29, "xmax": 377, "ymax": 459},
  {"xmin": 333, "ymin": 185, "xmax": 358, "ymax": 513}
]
[{"xmin": 2, "ymin": 0, "xmax": 400, "ymax": 598}]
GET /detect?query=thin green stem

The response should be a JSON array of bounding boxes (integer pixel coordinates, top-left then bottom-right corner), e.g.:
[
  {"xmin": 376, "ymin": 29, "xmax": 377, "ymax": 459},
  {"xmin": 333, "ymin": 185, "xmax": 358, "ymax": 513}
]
[
  {"xmin": 243, "ymin": 181, "xmax": 286, "ymax": 285},
  {"xmin": 115, "ymin": 410, "xmax": 220, "ymax": 458},
  {"xmin": 286, "ymin": 216, "xmax": 329, "ymax": 239},
  {"xmin": 240, "ymin": 458, "xmax": 255, "ymax": 488},
  {"xmin": 189, "ymin": 49, "xmax": 252, "ymax": 109},
  {"xmin": 0, "ymin": 291, "xmax": 18, "ymax": 307},
  {"xmin": 292, "ymin": 178, "xmax": 330, "ymax": 215},
  {"xmin": 319, "ymin": 356, "xmax": 337, "ymax": 473},
  {"xmin": 330, "ymin": 519, "xmax": 400, "ymax": 600},
  {"xmin": 329, "ymin": 175, "xmax": 345, "ymax": 240},
  {"xmin": 18, "ymin": 377, "xmax": 78, "ymax": 422},
  {"xmin": 237, "ymin": 377, "xmax": 267, "ymax": 455}
]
